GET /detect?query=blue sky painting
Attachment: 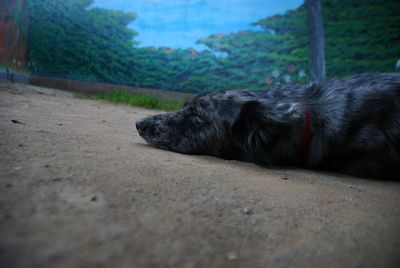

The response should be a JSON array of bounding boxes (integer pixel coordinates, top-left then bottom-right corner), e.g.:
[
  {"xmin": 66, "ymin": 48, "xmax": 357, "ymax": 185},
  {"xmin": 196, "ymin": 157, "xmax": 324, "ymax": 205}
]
[{"xmin": 92, "ymin": 0, "xmax": 304, "ymax": 50}]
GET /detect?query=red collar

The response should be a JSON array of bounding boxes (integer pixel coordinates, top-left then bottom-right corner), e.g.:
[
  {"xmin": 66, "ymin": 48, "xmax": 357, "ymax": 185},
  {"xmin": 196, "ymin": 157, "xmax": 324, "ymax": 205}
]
[{"xmin": 298, "ymin": 98, "xmax": 312, "ymax": 155}]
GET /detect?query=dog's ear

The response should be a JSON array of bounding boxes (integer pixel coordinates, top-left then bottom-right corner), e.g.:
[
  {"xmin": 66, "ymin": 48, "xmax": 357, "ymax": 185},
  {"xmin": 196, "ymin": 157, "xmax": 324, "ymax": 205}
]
[{"xmin": 231, "ymin": 100, "xmax": 297, "ymax": 154}]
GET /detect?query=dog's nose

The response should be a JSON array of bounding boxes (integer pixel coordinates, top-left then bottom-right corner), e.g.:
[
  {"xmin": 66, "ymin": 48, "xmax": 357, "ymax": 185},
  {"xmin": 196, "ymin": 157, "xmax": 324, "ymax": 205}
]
[{"xmin": 135, "ymin": 119, "xmax": 147, "ymax": 134}]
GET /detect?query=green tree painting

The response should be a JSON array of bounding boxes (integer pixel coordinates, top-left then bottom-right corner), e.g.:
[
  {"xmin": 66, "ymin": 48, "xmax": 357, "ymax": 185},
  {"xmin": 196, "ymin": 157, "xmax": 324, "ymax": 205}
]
[{"xmin": 28, "ymin": 0, "xmax": 400, "ymax": 93}]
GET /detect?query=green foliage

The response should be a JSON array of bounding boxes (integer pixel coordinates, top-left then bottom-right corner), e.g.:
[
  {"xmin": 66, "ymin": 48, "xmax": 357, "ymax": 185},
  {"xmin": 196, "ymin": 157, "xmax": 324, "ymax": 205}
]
[
  {"xmin": 28, "ymin": 0, "xmax": 137, "ymax": 83},
  {"xmin": 207, "ymin": 0, "xmax": 400, "ymax": 82},
  {"xmin": 28, "ymin": 0, "xmax": 400, "ymax": 93},
  {"xmin": 96, "ymin": 90, "xmax": 183, "ymax": 111}
]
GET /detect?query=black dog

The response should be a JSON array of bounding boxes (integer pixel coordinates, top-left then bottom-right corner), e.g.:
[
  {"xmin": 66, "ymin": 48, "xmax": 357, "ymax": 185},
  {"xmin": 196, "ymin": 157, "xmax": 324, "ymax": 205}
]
[{"xmin": 136, "ymin": 73, "xmax": 400, "ymax": 180}]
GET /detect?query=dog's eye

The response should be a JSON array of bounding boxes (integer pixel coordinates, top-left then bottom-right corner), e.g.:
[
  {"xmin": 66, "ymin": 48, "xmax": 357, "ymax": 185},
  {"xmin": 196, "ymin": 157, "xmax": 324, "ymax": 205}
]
[{"xmin": 186, "ymin": 105, "xmax": 197, "ymax": 115}]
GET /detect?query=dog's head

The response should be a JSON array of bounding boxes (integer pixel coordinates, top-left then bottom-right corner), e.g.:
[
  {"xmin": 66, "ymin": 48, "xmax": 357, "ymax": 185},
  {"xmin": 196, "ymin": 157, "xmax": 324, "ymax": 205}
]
[{"xmin": 136, "ymin": 89, "xmax": 304, "ymax": 162}]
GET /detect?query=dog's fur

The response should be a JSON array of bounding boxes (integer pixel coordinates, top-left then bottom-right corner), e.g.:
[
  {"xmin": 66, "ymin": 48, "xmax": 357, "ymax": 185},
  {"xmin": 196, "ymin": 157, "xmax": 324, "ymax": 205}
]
[{"xmin": 136, "ymin": 73, "xmax": 400, "ymax": 180}]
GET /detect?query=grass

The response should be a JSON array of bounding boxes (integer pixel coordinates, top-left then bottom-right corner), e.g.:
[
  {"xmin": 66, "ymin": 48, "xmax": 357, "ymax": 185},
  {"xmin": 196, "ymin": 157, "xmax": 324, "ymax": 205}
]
[{"xmin": 96, "ymin": 90, "xmax": 183, "ymax": 111}]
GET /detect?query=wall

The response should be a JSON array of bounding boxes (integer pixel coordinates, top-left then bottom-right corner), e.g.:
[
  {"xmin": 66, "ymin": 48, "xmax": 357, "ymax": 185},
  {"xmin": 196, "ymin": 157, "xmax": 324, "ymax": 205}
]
[{"xmin": 0, "ymin": 0, "xmax": 28, "ymax": 71}]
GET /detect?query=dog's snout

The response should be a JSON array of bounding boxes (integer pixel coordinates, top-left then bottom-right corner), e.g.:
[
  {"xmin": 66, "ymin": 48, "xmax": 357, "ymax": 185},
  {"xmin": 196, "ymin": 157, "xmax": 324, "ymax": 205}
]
[{"xmin": 135, "ymin": 119, "xmax": 147, "ymax": 133}]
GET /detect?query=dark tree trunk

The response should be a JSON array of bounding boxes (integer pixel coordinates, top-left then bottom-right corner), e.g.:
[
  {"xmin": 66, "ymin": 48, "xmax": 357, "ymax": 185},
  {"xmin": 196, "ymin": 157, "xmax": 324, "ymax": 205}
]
[{"xmin": 305, "ymin": 0, "xmax": 326, "ymax": 81}]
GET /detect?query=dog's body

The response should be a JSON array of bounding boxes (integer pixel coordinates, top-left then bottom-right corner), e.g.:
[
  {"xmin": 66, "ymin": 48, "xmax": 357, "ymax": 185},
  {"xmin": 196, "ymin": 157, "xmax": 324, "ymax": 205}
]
[{"xmin": 136, "ymin": 73, "xmax": 400, "ymax": 180}]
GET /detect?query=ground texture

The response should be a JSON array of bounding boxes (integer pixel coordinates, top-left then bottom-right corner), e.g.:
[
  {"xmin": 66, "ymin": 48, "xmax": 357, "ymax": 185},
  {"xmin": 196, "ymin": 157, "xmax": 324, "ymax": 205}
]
[{"xmin": 1, "ymin": 83, "xmax": 400, "ymax": 268}]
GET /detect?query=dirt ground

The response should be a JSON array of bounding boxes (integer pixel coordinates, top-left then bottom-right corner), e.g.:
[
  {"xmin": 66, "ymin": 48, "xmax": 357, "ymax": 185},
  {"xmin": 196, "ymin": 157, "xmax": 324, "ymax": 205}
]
[{"xmin": 1, "ymin": 83, "xmax": 400, "ymax": 268}]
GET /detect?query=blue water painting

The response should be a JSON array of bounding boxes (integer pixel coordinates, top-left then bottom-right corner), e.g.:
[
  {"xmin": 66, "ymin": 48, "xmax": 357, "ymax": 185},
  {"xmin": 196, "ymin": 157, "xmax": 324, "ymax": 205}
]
[{"xmin": 92, "ymin": 0, "xmax": 303, "ymax": 50}]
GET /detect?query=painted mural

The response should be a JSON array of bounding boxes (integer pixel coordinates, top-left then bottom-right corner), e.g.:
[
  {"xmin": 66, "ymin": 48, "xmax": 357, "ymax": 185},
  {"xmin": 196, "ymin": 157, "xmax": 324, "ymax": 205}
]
[
  {"xmin": 2, "ymin": 0, "xmax": 400, "ymax": 92},
  {"xmin": 0, "ymin": 0, "xmax": 28, "ymax": 71}
]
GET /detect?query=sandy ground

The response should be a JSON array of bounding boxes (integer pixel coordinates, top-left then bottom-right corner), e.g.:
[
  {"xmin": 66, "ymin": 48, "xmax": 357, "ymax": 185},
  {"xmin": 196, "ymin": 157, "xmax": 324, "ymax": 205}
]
[{"xmin": 1, "ymin": 83, "xmax": 400, "ymax": 268}]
